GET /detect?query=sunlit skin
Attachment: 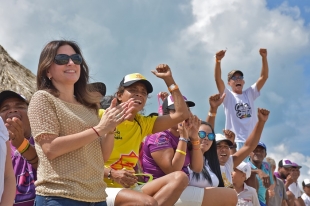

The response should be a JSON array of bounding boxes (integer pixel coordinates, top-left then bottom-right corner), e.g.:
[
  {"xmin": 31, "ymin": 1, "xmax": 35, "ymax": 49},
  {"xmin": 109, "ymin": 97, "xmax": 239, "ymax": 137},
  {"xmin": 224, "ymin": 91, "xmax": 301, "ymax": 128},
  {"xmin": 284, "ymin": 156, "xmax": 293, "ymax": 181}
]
[
  {"xmin": 228, "ymin": 73, "xmax": 245, "ymax": 94},
  {"xmin": 249, "ymin": 145, "xmax": 266, "ymax": 166},
  {"xmin": 117, "ymin": 82, "xmax": 148, "ymax": 116},
  {"xmin": 290, "ymin": 167, "xmax": 299, "ymax": 182},
  {"xmin": 47, "ymin": 45, "xmax": 81, "ymax": 87},
  {"xmin": 0, "ymin": 97, "xmax": 31, "ymax": 137},
  {"xmin": 217, "ymin": 141, "xmax": 231, "ymax": 166},
  {"xmin": 199, "ymin": 124, "xmax": 213, "ymax": 153}
]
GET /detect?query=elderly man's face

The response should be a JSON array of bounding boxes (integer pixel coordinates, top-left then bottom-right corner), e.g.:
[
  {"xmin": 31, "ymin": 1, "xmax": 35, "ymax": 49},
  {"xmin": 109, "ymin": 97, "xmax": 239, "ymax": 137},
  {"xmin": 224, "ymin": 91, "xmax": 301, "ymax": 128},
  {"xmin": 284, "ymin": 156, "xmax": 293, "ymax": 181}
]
[{"xmin": 0, "ymin": 97, "xmax": 31, "ymax": 137}]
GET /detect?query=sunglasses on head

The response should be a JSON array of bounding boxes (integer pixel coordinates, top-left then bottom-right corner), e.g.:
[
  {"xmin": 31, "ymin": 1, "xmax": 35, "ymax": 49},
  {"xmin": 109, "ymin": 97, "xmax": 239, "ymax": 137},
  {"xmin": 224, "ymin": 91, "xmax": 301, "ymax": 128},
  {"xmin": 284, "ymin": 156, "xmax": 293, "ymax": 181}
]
[
  {"xmin": 230, "ymin": 76, "xmax": 244, "ymax": 81},
  {"xmin": 54, "ymin": 54, "xmax": 83, "ymax": 65},
  {"xmin": 198, "ymin": 131, "xmax": 215, "ymax": 141}
]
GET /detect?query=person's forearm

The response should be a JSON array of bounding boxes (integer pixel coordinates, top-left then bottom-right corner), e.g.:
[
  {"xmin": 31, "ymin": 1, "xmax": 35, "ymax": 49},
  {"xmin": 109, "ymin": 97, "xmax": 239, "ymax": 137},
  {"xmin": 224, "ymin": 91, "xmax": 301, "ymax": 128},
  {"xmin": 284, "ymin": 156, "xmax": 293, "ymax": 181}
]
[
  {"xmin": 261, "ymin": 56, "xmax": 269, "ymax": 80},
  {"xmin": 39, "ymin": 128, "xmax": 102, "ymax": 160},
  {"xmin": 102, "ymin": 133, "xmax": 115, "ymax": 162},
  {"xmin": 170, "ymin": 141, "xmax": 188, "ymax": 172},
  {"xmin": 205, "ymin": 106, "xmax": 218, "ymax": 130},
  {"xmin": 164, "ymin": 76, "xmax": 189, "ymax": 121},
  {"xmin": 21, "ymin": 145, "xmax": 38, "ymax": 169},
  {"xmin": 189, "ymin": 142, "xmax": 203, "ymax": 173},
  {"xmin": 214, "ymin": 61, "xmax": 225, "ymax": 94}
]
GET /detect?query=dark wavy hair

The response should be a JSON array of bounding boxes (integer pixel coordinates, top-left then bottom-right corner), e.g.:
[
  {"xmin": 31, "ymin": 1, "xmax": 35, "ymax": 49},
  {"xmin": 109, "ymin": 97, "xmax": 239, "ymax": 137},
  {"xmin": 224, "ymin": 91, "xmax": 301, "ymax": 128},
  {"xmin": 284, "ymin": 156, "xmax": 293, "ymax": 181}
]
[
  {"xmin": 37, "ymin": 40, "xmax": 98, "ymax": 111},
  {"xmin": 191, "ymin": 121, "xmax": 224, "ymax": 187}
]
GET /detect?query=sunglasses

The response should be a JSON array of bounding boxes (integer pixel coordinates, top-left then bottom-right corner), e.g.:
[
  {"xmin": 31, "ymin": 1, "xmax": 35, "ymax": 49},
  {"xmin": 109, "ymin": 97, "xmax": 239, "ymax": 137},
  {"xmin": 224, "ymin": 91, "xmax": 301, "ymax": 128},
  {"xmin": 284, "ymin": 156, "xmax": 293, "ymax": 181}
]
[
  {"xmin": 54, "ymin": 54, "xmax": 83, "ymax": 65},
  {"xmin": 198, "ymin": 131, "xmax": 215, "ymax": 141},
  {"xmin": 230, "ymin": 76, "xmax": 244, "ymax": 81}
]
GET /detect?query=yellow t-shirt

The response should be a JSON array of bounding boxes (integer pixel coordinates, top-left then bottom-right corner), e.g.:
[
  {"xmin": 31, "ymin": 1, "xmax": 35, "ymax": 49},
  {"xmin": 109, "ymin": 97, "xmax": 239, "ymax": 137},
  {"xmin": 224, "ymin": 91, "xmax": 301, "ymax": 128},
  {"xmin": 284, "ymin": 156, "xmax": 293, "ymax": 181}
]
[{"xmin": 99, "ymin": 109, "xmax": 157, "ymax": 187}]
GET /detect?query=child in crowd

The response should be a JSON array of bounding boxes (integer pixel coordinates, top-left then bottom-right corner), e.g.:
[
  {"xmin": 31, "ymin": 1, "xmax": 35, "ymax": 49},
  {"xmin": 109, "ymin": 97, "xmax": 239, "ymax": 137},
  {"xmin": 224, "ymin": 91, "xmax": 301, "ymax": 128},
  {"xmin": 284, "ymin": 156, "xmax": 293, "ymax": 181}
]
[
  {"xmin": 232, "ymin": 161, "xmax": 259, "ymax": 206},
  {"xmin": 302, "ymin": 179, "xmax": 310, "ymax": 206}
]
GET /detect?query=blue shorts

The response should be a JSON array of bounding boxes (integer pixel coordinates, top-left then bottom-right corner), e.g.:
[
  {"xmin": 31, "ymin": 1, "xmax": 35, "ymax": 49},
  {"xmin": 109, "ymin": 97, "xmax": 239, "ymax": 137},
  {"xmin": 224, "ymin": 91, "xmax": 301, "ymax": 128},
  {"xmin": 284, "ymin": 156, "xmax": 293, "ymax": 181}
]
[
  {"xmin": 34, "ymin": 195, "xmax": 107, "ymax": 206},
  {"xmin": 259, "ymin": 199, "xmax": 266, "ymax": 206}
]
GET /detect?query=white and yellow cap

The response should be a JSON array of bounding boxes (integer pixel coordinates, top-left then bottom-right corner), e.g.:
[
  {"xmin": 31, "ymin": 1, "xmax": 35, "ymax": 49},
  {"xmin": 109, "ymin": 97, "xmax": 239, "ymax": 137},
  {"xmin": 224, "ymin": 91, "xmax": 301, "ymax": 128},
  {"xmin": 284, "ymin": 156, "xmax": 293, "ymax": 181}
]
[{"xmin": 120, "ymin": 73, "xmax": 153, "ymax": 93}]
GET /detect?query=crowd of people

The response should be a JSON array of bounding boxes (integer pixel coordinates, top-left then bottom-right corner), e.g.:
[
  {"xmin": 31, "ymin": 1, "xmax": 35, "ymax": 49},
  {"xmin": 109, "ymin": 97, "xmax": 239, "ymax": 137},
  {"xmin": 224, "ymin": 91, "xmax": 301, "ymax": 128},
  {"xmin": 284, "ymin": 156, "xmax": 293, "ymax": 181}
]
[{"xmin": 0, "ymin": 40, "xmax": 309, "ymax": 206}]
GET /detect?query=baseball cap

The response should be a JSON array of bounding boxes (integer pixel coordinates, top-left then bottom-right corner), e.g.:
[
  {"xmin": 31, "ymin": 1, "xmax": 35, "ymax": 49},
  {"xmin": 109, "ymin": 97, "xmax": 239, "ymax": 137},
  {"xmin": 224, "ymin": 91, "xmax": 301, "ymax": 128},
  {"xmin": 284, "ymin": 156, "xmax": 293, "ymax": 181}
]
[
  {"xmin": 0, "ymin": 90, "xmax": 28, "ymax": 106},
  {"xmin": 291, "ymin": 162, "xmax": 302, "ymax": 168},
  {"xmin": 236, "ymin": 162, "xmax": 251, "ymax": 180},
  {"xmin": 257, "ymin": 141, "xmax": 267, "ymax": 151},
  {"xmin": 227, "ymin": 70, "xmax": 243, "ymax": 81},
  {"xmin": 215, "ymin": 133, "xmax": 233, "ymax": 146},
  {"xmin": 162, "ymin": 95, "xmax": 195, "ymax": 114},
  {"xmin": 278, "ymin": 159, "xmax": 293, "ymax": 168},
  {"xmin": 302, "ymin": 179, "xmax": 310, "ymax": 187},
  {"xmin": 119, "ymin": 73, "xmax": 153, "ymax": 94},
  {"xmin": 88, "ymin": 82, "xmax": 106, "ymax": 96}
]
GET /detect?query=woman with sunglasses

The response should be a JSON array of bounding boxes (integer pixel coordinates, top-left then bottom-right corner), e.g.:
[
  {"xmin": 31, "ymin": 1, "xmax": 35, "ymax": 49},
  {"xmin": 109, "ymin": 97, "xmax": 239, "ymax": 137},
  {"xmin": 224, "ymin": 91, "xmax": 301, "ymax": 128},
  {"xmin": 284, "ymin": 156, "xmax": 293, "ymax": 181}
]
[
  {"xmin": 28, "ymin": 40, "xmax": 134, "ymax": 206},
  {"xmin": 142, "ymin": 94, "xmax": 238, "ymax": 205}
]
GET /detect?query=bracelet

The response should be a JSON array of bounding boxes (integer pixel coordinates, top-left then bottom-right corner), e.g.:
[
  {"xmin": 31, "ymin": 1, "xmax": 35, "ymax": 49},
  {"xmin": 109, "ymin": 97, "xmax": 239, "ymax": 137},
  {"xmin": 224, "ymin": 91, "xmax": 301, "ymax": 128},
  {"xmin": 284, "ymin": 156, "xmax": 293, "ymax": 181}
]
[
  {"xmin": 107, "ymin": 168, "xmax": 113, "ymax": 180},
  {"xmin": 17, "ymin": 138, "xmax": 30, "ymax": 154},
  {"xmin": 176, "ymin": 149, "xmax": 186, "ymax": 155},
  {"xmin": 190, "ymin": 140, "xmax": 200, "ymax": 146},
  {"xmin": 91, "ymin": 127, "xmax": 100, "ymax": 137},
  {"xmin": 27, "ymin": 154, "xmax": 38, "ymax": 162},
  {"xmin": 208, "ymin": 112, "xmax": 216, "ymax": 117},
  {"xmin": 179, "ymin": 137, "xmax": 189, "ymax": 143},
  {"xmin": 215, "ymin": 58, "xmax": 221, "ymax": 63},
  {"xmin": 168, "ymin": 84, "xmax": 179, "ymax": 93}
]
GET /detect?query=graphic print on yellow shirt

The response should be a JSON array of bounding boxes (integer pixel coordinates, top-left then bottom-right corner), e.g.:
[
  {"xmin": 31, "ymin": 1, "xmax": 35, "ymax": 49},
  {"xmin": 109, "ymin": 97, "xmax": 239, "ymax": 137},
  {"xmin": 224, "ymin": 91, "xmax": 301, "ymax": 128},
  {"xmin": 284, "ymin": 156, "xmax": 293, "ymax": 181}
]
[{"xmin": 99, "ymin": 109, "xmax": 157, "ymax": 187}]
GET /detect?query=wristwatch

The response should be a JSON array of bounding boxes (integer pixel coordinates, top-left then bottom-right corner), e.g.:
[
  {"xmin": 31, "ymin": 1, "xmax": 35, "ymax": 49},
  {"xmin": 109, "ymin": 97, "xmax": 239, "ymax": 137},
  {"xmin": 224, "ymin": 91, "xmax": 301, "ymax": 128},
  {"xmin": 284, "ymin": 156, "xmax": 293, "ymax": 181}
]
[{"xmin": 107, "ymin": 168, "xmax": 113, "ymax": 179}]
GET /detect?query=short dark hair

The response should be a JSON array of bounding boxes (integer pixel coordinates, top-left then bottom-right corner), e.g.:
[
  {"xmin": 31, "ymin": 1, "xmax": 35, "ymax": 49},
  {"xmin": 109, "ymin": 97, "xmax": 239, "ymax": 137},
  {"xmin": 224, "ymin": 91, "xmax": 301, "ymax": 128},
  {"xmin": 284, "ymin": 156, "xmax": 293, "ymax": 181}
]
[{"xmin": 88, "ymin": 82, "xmax": 106, "ymax": 96}]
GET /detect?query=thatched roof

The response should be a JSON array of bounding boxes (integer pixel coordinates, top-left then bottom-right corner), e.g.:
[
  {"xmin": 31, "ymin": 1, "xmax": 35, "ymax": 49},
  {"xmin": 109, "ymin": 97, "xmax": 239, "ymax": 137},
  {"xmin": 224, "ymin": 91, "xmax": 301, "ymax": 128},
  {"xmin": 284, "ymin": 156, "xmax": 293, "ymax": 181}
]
[{"xmin": 0, "ymin": 45, "xmax": 36, "ymax": 101}]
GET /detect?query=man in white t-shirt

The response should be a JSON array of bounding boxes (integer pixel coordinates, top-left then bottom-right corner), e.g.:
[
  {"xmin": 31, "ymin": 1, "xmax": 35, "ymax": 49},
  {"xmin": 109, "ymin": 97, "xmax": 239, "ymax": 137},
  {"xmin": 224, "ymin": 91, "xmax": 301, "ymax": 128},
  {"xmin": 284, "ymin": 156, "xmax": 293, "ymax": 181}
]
[
  {"xmin": 288, "ymin": 163, "xmax": 306, "ymax": 206},
  {"xmin": 302, "ymin": 179, "xmax": 310, "ymax": 206},
  {"xmin": 214, "ymin": 48, "xmax": 269, "ymax": 150}
]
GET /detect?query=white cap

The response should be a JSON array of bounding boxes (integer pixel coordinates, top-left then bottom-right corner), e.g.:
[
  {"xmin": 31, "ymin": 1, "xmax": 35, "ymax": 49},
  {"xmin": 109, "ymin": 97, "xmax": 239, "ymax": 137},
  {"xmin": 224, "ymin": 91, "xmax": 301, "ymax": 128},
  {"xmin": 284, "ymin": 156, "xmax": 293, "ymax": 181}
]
[
  {"xmin": 236, "ymin": 162, "xmax": 251, "ymax": 180},
  {"xmin": 303, "ymin": 179, "xmax": 310, "ymax": 187},
  {"xmin": 215, "ymin": 133, "xmax": 233, "ymax": 146}
]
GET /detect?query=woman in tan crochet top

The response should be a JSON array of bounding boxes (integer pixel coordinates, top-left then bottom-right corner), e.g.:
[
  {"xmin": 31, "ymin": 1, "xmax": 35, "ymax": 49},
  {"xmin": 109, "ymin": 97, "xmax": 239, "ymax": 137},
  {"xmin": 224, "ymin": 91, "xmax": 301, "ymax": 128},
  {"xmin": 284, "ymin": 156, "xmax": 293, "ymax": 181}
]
[{"xmin": 28, "ymin": 40, "xmax": 134, "ymax": 206}]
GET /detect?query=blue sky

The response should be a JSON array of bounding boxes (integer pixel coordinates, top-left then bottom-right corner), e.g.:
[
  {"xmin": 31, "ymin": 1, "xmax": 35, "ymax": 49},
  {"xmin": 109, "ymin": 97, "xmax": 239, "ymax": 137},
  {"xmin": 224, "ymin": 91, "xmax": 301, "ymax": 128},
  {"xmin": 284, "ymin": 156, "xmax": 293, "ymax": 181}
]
[{"xmin": 1, "ymin": 0, "xmax": 310, "ymax": 187}]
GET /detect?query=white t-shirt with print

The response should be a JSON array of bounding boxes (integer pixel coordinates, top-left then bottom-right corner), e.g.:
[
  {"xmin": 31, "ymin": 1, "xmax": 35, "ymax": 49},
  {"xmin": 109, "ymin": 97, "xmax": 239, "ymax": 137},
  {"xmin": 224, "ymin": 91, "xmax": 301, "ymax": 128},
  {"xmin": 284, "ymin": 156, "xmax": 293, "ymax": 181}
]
[
  {"xmin": 220, "ymin": 155, "xmax": 234, "ymax": 188},
  {"xmin": 302, "ymin": 193, "xmax": 310, "ymax": 206},
  {"xmin": 0, "ymin": 117, "xmax": 9, "ymax": 202},
  {"xmin": 188, "ymin": 159, "xmax": 219, "ymax": 188},
  {"xmin": 223, "ymin": 83, "xmax": 260, "ymax": 143}
]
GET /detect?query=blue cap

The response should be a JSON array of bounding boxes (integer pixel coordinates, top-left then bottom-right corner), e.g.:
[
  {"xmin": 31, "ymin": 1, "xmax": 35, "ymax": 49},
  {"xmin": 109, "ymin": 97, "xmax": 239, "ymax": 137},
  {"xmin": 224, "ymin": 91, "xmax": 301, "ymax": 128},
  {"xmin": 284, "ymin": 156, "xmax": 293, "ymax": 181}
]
[{"xmin": 257, "ymin": 141, "xmax": 267, "ymax": 151}]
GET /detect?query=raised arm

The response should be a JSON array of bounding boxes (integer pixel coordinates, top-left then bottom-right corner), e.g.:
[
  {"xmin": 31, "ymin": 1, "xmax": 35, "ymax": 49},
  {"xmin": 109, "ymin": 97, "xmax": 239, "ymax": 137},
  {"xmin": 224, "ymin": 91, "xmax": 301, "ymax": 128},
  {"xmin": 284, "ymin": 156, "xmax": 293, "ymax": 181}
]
[
  {"xmin": 214, "ymin": 50, "xmax": 227, "ymax": 94},
  {"xmin": 232, "ymin": 108, "xmax": 270, "ymax": 166},
  {"xmin": 256, "ymin": 48, "xmax": 269, "ymax": 92},
  {"xmin": 152, "ymin": 64, "xmax": 190, "ymax": 133},
  {"xmin": 32, "ymin": 96, "xmax": 134, "ymax": 160},
  {"xmin": 205, "ymin": 93, "xmax": 225, "ymax": 130},
  {"xmin": 151, "ymin": 121, "xmax": 191, "ymax": 174},
  {"xmin": 187, "ymin": 114, "xmax": 203, "ymax": 173}
]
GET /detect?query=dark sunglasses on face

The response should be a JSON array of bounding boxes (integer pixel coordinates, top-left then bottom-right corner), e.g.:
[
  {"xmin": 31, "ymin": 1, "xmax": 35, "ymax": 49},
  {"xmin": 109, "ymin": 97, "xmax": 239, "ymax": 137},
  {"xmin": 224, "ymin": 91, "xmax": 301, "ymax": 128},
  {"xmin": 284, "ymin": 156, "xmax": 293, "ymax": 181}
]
[
  {"xmin": 54, "ymin": 54, "xmax": 83, "ymax": 65},
  {"xmin": 230, "ymin": 76, "xmax": 244, "ymax": 81},
  {"xmin": 198, "ymin": 131, "xmax": 215, "ymax": 141}
]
